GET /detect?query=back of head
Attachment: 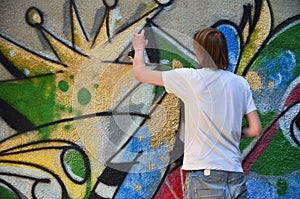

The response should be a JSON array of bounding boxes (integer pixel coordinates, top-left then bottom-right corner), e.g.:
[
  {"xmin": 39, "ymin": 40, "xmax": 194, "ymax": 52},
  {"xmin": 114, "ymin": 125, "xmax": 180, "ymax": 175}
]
[{"xmin": 194, "ymin": 28, "xmax": 229, "ymax": 70}]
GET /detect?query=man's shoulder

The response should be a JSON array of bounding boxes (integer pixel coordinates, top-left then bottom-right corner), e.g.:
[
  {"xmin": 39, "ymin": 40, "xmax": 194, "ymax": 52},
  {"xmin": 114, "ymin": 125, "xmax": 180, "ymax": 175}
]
[{"xmin": 224, "ymin": 70, "xmax": 246, "ymax": 80}]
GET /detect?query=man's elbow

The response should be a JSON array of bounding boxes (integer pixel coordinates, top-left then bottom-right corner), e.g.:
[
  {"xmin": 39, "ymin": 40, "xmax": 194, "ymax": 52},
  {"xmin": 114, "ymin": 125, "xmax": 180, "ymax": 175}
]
[
  {"xmin": 253, "ymin": 124, "xmax": 262, "ymax": 137},
  {"xmin": 133, "ymin": 69, "xmax": 143, "ymax": 82}
]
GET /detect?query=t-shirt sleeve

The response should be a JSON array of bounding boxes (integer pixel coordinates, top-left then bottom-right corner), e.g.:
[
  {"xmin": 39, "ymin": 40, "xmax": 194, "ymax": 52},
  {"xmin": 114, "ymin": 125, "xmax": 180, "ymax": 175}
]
[
  {"xmin": 162, "ymin": 68, "xmax": 193, "ymax": 100},
  {"xmin": 244, "ymin": 81, "xmax": 257, "ymax": 114}
]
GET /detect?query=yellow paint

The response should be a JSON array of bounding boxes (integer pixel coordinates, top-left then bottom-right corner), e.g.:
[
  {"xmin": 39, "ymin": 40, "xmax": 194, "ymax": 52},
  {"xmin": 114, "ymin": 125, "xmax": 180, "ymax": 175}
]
[
  {"xmin": 148, "ymin": 59, "xmax": 181, "ymax": 151},
  {"xmin": 138, "ymin": 136, "xmax": 144, "ymax": 141},
  {"xmin": 149, "ymin": 162, "xmax": 155, "ymax": 170},
  {"xmin": 245, "ymin": 71, "xmax": 262, "ymax": 91},
  {"xmin": 238, "ymin": 0, "xmax": 271, "ymax": 75},
  {"xmin": 0, "ymin": 143, "xmax": 88, "ymax": 198},
  {"xmin": 0, "ymin": 1, "xmax": 171, "ymax": 198},
  {"xmin": 135, "ymin": 184, "xmax": 141, "ymax": 191},
  {"xmin": 0, "ymin": 37, "xmax": 64, "ymax": 74},
  {"xmin": 268, "ymin": 81, "xmax": 274, "ymax": 88},
  {"xmin": 238, "ymin": 30, "xmax": 259, "ymax": 75},
  {"xmin": 45, "ymin": 82, "xmax": 53, "ymax": 98}
]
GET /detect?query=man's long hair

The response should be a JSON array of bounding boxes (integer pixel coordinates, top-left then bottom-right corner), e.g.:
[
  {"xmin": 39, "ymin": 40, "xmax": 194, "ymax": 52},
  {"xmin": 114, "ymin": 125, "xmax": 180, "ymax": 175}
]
[{"xmin": 194, "ymin": 28, "xmax": 229, "ymax": 70}]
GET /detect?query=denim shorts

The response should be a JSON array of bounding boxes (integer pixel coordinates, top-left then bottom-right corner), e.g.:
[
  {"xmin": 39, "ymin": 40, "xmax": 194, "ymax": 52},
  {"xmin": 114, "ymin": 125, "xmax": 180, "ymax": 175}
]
[{"xmin": 184, "ymin": 169, "xmax": 247, "ymax": 199}]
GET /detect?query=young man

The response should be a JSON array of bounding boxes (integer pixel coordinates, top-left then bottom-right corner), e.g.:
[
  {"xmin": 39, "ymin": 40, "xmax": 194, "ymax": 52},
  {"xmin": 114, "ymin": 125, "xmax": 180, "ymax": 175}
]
[{"xmin": 132, "ymin": 28, "xmax": 262, "ymax": 198}]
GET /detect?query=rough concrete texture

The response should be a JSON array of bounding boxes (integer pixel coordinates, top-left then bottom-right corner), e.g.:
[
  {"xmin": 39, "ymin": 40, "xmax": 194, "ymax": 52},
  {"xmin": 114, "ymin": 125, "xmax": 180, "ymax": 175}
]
[{"xmin": 0, "ymin": 0, "xmax": 299, "ymax": 198}]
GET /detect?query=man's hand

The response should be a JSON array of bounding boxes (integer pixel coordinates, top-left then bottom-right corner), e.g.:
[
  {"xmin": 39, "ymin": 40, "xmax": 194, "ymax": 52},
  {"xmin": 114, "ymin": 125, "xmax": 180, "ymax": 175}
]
[
  {"xmin": 241, "ymin": 110, "xmax": 262, "ymax": 139},
  {"xmin": 131, "ymin": 29, "xmax": 163, "ymax": 86},
  {"xmin": 132, "ymin": 29, "xmax": 148, "ymax": 51}
]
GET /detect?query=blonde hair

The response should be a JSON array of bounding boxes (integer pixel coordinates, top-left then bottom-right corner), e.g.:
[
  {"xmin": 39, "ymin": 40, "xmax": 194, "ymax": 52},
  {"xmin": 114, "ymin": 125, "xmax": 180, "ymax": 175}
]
[{"xmin": 194, "ymin": 28, "xmax": 229, "ymax": 70}]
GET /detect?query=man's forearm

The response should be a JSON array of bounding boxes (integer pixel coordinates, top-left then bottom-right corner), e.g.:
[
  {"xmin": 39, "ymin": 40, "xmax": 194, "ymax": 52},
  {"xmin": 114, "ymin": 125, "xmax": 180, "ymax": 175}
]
[
  {"xmin": 131, "ymin": 31, "xmax": 163, "ymax": 86},
  {"xmin": 241, "ymin": 111, "xmax": 262, "ymax": 139},
  {"xmin": 241, "ymin": 125, "xmax": 252, "ymax": 139},
  {"xmin": 241, "ymin": 124, "xmax": 261, "ymax": 139},
  {"xmin": 133, "ymin": 48, "xmax": 146, "ymax": 69}
]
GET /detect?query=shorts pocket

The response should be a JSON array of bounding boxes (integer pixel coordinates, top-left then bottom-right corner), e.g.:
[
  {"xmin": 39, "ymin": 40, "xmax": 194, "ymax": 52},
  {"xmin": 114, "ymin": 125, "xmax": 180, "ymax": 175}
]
[{"xmin": 194, "ymin": 189, "xmax": 225, "ymax": 199}]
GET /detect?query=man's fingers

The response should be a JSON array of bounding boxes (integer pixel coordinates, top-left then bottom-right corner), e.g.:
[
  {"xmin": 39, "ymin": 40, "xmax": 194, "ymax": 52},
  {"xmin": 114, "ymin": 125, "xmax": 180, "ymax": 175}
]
[
  {"xmin": 137, "ymin": 29, "xmax": 145, "ymax": 37},
  {"xmin": 134, "ymin": 30, "xmax": 144, "ymax": 38},
  {"xmin": 132, "ymin": 29, "xmax": 147, "ymax": 48}
]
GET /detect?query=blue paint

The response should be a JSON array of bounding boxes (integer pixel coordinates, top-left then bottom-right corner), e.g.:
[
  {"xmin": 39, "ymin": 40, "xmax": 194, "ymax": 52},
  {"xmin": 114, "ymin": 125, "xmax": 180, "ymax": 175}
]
[
  {"xmin": 114, "ymin": 126, "xmax": 170, "ymax": 198},
  {"xmin": 217, "ymin": 25, "xmax": 240, "ymax": 73},
  {"xmin": 247, "ymin": 174, "xmax": 300, "ymax": 199},
  {"xmin": 260, "ymin": 50, "xmax": 296, "ymax": 89}
]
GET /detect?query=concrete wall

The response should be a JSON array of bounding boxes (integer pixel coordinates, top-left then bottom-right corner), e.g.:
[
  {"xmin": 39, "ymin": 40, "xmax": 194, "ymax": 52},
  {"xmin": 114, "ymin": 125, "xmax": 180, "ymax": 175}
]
[{"xmin": 0, "ymin": 0, "xmax": 299, "ymax": 198}]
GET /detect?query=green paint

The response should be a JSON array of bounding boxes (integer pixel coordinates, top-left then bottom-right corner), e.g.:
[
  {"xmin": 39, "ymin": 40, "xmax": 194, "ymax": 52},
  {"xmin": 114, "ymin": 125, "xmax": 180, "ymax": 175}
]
[
  {"xmin": 259, "ymin": 111, "xmax": 276, "ymax": 129},
  {"xmin": 154, "ymin": 32, "xmax": 199, "ymax": 69},
  {"xmin": 252, "ymin": 23, "xmax": 300, "ymax": 78},
  {"xmin": 0, "ymin": 185, "xmax": 18, "ymax": 199},
  {"xmin": 240, "ymin": 111, "xmax": 276, "ymax": 152},
  {"xmin": 58, "ymin": 105, "xmax": 73, "ymax": 114},
  {"xmin": 84, "ymin": 177, "xmax": 92, "ymax": 199},
  {"xmin": 239, "ymin": 138, "xmax": 255, "ymax": 152},
  {"xmin": 238, "ymin": 30, "xmax": 259, "ymax": 75},
  {"xmin": 73, "ymin": 109, "xmax": 83, "ymax": 117},
  {"xmin": 64, "ymin": 124, "xmax": 71, "ymax": 131},
  {"xmin": 58, "ymin": 80, "xmax": 69, "ymax": 92},
  {"xmin": 153, "ymin": 47, "xmax": 198, "ymax": 101},
  {"xmin": 159, "ymin": 50, "xmax": 198, "ymax": 69},
  {"xmin": 93, "ymin": 84, "xmax": 99, "ymax": 89},
  {"xmin": 0, "ymin": 76, "xmax": 56, "ymax": 139},
  {"xmin": 276, "ymin": 179, "xmax": 288, "ymax": 196},
  {"xmin": 240, "ymin": 117, "xmax": 253, "ymax": 151},
  {"xmin": 251, "ymin": 129, "xmax": 300, "ymax": 175},
  {"xmin": 77, "ymin": 88, "xmax": 91, "ymax": 105},
  {"xmin": 64, "ymin": 149, "xmax": 92, "ymax": 199},
  {"xmin": 65, "ymin": 150, "xmax": 87, "ymax": 179}
]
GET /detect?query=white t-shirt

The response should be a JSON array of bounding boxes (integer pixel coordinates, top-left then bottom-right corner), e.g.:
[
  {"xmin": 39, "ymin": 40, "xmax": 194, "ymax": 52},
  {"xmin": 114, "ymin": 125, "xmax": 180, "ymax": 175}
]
[{"xmin": 162, "ymin": 68, "xmax": 256, "ymax": 172}]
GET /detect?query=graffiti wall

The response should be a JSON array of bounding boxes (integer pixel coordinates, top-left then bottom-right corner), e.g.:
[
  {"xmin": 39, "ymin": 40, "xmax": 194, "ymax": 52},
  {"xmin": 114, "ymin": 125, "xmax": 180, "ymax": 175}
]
[{"xmin": 0, "ymin": 0, "xmax": 299, "ymax": 198}]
